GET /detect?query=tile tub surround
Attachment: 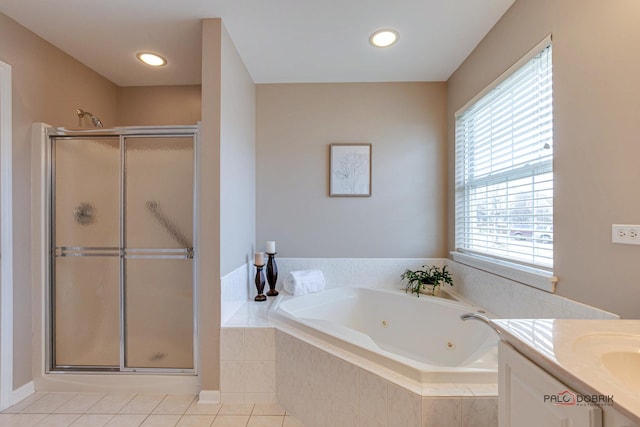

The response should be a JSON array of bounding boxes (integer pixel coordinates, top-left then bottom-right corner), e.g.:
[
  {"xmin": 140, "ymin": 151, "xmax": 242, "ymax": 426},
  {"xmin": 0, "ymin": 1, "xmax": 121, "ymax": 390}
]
[
  {"xmin": 221, "ymin": 312, "xmax": 498, "ymax": 424},
  {"xmin": 222, "ymin": 258, "xmax": 616, "ymax": 322},
  {"xmin": 274, "ymin": 258, "xmax": 445, "ymax": 292},
  {"xmin": 270, "ymin": 258, "xmax": 617, "ymax": 320},
  {"xmin": 221, "ymin": 264, "xmax": 252, "ymax": 325},
  {"xmin": 220, "ymin": 327, "xmax": 277, "ymax": 404},
  {"xmin": 218, "ymin": 257, "xmax": 613, "ymax": 422},
  {"xmin": 446, "ymin": 261, "xmax": 618, "ymax": 320},
  {"xmin": 221, "ymin": 258, "xmax": 445, "ymax": 325},
  {"xmin": 275, "ymin": 330, "xmax": 498, "ymax": 427}
]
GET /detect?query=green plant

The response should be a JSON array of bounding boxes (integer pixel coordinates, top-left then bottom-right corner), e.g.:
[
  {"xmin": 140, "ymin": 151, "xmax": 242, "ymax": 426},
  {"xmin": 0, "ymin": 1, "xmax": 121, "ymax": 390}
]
[{"xmin": 401, "ymin": 265, "xmax": 453, "ymax": 297}]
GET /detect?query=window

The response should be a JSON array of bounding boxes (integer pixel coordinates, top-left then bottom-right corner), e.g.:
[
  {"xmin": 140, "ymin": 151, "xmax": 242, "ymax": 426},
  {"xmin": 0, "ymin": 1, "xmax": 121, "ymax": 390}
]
[{"xmin": 454, "ymin": 39, "xmax": 553, "ymax": 286}]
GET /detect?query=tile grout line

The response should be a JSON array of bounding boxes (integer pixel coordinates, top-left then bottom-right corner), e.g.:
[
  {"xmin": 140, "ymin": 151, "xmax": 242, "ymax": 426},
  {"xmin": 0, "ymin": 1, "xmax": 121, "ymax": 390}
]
[
  {"xmin": 71, "ymin": 412, "xmax": 117, "ymax": 426},
  {"xmin": 172, "ymin": 394, "xmax": 199, "ymax": 427},
  {"xmin": 79, "ymin": 393, "xmax": 109, "ymax": 415},
  {"xmin": 139, "ymin": 394, "xmax": 170, "ymax": 427},
  {"xmin": 24, "ymin": 392, "xmax": 80, "ymax": 414},
  {"xmin": 4, "ymin": 395, "xmax": 304, "ymax": 427},
  {"xmin": 34, "ymin": 412, "xmax": 80, "ymax": 426},
  {"xmin": 84, "ymin": 392, "xmax": 137, "ymax": 416},
  {"xmin": 22, "ymin": 392, "xmax": 49, "ymax": 413}
]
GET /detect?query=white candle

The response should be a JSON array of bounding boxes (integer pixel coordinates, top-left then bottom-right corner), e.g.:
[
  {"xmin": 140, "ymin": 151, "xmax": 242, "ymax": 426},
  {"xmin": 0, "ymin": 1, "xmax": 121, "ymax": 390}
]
[
  {"xmin": 254, "ymin": 252, "xmax": 265, "ymax": 266},
  {"xmin": 266, "ymin": 241, "xmax": 276, "ymax": 253}
]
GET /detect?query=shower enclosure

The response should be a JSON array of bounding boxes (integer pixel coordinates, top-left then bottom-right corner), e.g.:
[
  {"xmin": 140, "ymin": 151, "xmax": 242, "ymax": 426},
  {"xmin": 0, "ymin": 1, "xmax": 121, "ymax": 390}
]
[{"xmin": 47, "ymin": 126, "xmax": 197, "ymax": 374}]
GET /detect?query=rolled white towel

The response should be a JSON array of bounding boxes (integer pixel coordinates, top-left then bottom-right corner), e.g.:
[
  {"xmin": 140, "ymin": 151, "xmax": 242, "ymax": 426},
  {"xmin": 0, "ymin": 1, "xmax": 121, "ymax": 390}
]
[{"xmin": 284, "ymin": 270, "xmax": 326, "ymax": 296}]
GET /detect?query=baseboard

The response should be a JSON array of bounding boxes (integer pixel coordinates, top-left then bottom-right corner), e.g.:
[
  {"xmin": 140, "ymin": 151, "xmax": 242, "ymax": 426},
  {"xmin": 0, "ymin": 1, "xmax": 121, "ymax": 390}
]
[
  {"xmin": 12, "ymin": 381, "xmax": 35, "ymax": 406},
  {"xmin": 198, "ymin": 390, "xmax": 221, "ymax": 404}
]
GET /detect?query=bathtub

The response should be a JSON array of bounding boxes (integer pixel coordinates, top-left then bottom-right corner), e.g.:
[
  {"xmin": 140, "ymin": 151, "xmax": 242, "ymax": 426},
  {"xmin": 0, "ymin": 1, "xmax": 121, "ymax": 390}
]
[{"xmin": 269, "ymin": 287, "xmax": 498, "ymax": 384}]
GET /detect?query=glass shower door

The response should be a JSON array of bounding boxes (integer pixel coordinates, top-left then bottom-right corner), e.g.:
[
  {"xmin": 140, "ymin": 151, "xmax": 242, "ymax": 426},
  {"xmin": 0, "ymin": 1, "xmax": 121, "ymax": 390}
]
[
  {"xmin": 50, "ymin": 130, "xmax": 196, "ymax": 373},
  {"xmin": 52, "ymin": 137, "xmax": 121, "ymax": 368},
  {"xmin": 123, "ymin": 136, "xmax": 194, "ymax": 370}
]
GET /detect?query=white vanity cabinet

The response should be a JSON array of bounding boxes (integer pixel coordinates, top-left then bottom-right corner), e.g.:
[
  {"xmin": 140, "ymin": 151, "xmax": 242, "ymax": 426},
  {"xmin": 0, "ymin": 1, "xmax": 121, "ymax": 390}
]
[
  {"xmin": 493, "ymin": 319, "xmax": 640, "ymax": 427},
  {"xmin": 499, "ymin": 341, "xmax": 602, "ymax": 427}
]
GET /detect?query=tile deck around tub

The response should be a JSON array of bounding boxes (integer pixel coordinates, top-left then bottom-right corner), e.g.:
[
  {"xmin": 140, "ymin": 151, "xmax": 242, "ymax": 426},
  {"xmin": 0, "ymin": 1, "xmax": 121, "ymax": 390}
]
[{"xmin": 1, "ymin": 393, "xmax": 304, "ymax": 427}]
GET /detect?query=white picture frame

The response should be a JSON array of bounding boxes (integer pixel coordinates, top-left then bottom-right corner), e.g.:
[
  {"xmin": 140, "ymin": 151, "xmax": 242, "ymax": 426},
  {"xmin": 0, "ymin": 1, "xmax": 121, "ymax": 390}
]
[{"xmin": 329, "ymin": 143, "xmax": 372, "ymax": 197}]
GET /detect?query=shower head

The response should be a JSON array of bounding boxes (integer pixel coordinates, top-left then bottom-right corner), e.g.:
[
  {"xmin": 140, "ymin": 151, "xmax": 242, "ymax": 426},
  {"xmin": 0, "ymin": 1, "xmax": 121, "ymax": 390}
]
[{"xmin": 76, "ymin": 109, "xmax": 104, "ymax": 128}]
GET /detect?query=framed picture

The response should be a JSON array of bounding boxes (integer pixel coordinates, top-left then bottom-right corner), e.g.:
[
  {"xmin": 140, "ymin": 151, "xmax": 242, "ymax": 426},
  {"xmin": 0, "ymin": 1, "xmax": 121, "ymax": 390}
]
[{"xmin": 329, "ymin": 143, "xmax": 372, "ymax": 197}]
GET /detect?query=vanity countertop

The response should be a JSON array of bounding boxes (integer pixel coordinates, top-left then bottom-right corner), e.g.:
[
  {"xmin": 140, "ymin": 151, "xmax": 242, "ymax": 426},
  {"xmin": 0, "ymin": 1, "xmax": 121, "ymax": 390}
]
[{"xmin": 491, "ymin": 319, "xmax": 640, "ymax": 424}]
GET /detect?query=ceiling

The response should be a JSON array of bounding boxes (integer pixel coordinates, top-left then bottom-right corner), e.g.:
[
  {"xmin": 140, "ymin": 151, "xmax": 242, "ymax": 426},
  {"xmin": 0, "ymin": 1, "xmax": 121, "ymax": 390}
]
[{"xmin": 0, "ymin": 0, "xmax": 515, "ymax": 87}]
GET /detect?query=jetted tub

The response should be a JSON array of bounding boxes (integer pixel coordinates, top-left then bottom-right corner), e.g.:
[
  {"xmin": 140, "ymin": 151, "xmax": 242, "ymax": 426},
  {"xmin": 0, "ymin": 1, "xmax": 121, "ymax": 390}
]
[{"xmin": 269, "ymin": 287, "xmax": 498, "ymax": 384}]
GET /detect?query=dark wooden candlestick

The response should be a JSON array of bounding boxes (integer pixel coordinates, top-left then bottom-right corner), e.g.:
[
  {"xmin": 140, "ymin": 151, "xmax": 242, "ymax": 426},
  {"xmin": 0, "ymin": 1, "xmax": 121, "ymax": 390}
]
[
  {"xmin": 266, "ymin": 252, "xmax": 279, "ymax": 296},
  {"xmin": 254, "ymin": 264, "xmax": 267, "ymax": 301}
]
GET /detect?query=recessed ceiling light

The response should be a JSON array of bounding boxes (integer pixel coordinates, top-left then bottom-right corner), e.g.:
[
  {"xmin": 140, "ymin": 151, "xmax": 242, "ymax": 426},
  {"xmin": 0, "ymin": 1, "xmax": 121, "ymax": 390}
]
[
  {"xmin": 136, "ymin": 52, "xmax": 167, "ymax": 67},
  {"xmin": 369, "ymin": 29, "xmax": 399, "ymax": 48}
]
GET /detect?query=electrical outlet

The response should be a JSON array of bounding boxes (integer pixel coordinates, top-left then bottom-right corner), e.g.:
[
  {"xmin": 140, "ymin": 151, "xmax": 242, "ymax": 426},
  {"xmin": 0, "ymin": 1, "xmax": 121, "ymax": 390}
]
[{"xmin": 612, "ymin": 224, "xmax": 640, "ymax": 245}]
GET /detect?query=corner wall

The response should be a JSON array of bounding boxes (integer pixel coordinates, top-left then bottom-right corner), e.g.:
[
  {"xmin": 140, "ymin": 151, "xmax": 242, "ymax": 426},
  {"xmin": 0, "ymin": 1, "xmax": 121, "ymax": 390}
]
[
  {"xmin": 0, "ymin": 12, "xmax": 119, "ymax": 392},
  {"xmin": 447, "ymin": 0, "xmax": 640, "ymax": 318},
  {"xmin": 256, "ymin": 82, "xmax": 447, "ymax": 258},
  {"xmin": 200, "ymin": 18, "xmax": 223, "ymax": 395},
  {"xmin": 220, "ymin": 24, "xmax": 256, "ymax": 276},
  {"xmin": 200, "ymin": 17, "xmax": 256, "ymax": 396}
]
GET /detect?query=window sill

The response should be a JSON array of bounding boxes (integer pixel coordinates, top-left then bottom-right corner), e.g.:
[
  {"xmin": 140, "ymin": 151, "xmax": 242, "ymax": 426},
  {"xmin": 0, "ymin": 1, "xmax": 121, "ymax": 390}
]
[{"xmin": 449, "ymin": 251, "xmax": 558, "ymax": 293}]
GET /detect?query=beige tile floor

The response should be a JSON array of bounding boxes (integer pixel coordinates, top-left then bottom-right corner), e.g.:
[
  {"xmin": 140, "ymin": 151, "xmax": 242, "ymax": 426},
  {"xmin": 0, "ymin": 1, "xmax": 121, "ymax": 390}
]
[{"xmin": 0, "ymin": 393, "xmax": 305, "ymax": 427}]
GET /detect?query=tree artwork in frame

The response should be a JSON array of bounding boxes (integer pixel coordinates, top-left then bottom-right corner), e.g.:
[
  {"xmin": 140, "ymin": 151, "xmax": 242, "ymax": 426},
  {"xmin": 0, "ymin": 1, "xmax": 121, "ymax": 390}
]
[{"xmin": 329, "ymin": 143, "xmax": 372, "ymax": 197}]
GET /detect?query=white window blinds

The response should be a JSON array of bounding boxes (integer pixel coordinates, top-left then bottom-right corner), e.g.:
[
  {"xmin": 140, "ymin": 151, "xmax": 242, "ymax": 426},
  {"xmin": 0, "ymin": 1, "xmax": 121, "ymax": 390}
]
[{"xmin": 455, "ymin": 42, "xmax": 553, "ymax": 270}]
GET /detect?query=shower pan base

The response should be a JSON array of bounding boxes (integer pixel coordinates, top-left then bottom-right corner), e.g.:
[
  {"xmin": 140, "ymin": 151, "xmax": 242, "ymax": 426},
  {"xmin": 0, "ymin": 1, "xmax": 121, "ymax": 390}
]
[{"xmin": 34, "ymin": 372, "xmax": 200, "ymax": 394}]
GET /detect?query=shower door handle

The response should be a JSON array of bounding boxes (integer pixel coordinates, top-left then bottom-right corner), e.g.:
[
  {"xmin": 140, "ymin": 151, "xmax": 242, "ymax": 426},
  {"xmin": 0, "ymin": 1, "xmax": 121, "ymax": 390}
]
[
  {"xmin": 55, "ymin": 246, "xmax": 121, "ymax": 257},
  {"xmin": 55, "ymin": 247, "xmax": 194, "ymax": 259},
  {"xmin": 123, "ymin": 248, "xmax": 194, "ymax": 260}
]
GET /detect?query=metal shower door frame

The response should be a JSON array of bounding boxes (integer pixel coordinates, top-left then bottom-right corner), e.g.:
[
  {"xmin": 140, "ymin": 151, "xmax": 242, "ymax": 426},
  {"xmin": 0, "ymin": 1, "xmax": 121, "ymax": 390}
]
[{"xmin": 46, "ymin": 126, "xmax": 198, "ymax": 375}]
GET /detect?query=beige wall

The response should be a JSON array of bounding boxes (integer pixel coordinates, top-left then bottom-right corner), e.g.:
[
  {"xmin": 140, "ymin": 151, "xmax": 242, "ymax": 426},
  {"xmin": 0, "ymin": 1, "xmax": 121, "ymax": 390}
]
[
  {"xmin": 447, "ymin": 0, "xmax": 640, "ymax": 318},
  {"xmin": 0, "ymin": 12, "xmax": 119, "ymax": 389},
  {"xmin": 220, "ymin": 24, "xmax": 256, "ymax": 276},
  {"xmin": 256, "ymin": 82, "xmax": 447, "ymax": 258},
  {"xmin": 199, "ymin": 18, "xmax": 223, "ymax": 392},
  {"xmin": 117, "ymin": 85, "xmax": 201, "ymax": 126},
  {"xmin": 199, "ymin": 18, "xmax": 257, "ymax": 393}
]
